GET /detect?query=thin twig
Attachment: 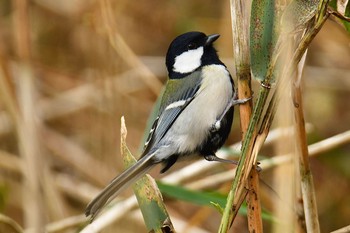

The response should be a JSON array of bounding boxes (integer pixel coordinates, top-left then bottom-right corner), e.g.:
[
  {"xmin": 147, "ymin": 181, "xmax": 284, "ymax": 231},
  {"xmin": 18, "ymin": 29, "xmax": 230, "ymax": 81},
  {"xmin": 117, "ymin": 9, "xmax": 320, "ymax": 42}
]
[
  {"xmin": 331, "ymin": 225, "xmax": 350, "ymax": 233},
  {"xmin": 328, "ymin": 7, "xmax": 350, "ymax": 22}
]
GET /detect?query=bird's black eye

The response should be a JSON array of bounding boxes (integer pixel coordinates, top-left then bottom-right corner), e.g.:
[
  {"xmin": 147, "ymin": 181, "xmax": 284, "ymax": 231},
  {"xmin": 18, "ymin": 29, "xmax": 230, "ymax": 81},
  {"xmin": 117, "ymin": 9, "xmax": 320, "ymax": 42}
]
[{"xmin": 187, "ymin": 43, "xmax": 196, "ymax": 50}]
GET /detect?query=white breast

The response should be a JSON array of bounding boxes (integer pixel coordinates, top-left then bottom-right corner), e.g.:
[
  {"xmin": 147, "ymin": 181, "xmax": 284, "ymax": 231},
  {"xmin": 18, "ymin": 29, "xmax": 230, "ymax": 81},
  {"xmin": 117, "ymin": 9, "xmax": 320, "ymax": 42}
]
[{"xmin": 155, "ymin": 64, "xmax": 233, "ymax": 160}]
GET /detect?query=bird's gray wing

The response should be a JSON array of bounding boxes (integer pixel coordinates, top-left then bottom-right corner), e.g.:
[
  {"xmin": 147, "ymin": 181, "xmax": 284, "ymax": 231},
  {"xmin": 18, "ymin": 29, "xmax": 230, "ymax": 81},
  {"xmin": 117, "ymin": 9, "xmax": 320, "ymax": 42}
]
[{"xmin": 141, "ymin": 71, "xmax": 202, "ymax": 157}]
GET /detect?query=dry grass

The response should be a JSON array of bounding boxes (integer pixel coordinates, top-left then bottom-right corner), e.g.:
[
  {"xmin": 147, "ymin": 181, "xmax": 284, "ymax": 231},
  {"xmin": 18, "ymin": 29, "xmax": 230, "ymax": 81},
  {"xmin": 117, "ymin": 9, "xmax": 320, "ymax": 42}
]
[{"xmin": 0, "ymin": 0, "xmax": 349, "ymax": 232}]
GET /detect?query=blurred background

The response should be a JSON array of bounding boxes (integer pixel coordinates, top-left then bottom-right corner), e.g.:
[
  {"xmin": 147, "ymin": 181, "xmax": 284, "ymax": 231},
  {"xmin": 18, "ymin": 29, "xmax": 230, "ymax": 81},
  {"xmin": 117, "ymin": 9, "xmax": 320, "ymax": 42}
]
[{"xmin": 0, "ymin": 0, "xmax": 349, "ymax": 232}]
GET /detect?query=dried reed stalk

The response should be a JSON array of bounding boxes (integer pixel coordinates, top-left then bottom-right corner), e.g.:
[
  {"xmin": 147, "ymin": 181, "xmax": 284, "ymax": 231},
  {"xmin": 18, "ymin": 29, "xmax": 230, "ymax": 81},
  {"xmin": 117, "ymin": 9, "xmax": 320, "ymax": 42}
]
[
  {"xmin": 13, "ymin": 0, "xmax": 46, "ymax": 230},
  {"xmin": 292, "ymin": 52, "xmax": 320, "ymax": 232},
  {"xmin": 230, "ymin": 0, "xmax": 263, "ymax": 232}
]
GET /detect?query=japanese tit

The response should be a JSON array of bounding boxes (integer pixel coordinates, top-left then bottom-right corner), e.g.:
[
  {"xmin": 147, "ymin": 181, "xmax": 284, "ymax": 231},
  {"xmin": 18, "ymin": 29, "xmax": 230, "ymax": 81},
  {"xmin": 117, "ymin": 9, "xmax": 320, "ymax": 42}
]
[{"xmin": 85, "ymin": 31, "xmax": 248, "ymax": 220}]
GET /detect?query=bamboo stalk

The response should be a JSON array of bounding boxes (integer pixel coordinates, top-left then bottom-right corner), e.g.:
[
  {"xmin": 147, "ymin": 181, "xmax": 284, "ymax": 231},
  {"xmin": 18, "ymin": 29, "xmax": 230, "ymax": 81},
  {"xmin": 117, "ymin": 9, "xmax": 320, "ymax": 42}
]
[
  {"xmin": 246, "ymin": 168, "xmax": 263, "ymax": 232},
  {"xmin": 230, "ymin": 0, "xmax": 263, "ymax": 232},
  {"xmin": 120, "ymin": 117, "xmax": 175, "ymax": 232},
  {"xmin": 219, "ymin": 86, "xmax": 270, "ymax": 232},
  {"xmin": 292, "ymin": 52, "xmax": 320, "ymax": 232},
  {"xmin": 220, "ymin": 0, "xmax": 333, "ymax": 230}
]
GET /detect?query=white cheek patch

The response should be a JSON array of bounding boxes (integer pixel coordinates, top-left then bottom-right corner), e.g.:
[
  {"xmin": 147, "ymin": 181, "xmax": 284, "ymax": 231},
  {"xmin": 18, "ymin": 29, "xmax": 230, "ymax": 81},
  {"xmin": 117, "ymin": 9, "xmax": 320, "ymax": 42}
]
[{"xmin": 173, "ymin": 47, "xmax": 203, "ymax": 74}]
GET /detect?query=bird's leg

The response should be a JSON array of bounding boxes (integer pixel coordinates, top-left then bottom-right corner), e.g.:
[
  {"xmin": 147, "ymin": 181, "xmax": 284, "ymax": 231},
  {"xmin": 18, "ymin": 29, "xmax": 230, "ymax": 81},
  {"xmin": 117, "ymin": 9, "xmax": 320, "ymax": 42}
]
[
  {"xmin": 211, "ymin": 92, "xmax": 251, "ymax": 131},
  {"xmin": 204, "ymin": 153, "xmax": 238, "ymax": 165},
  {"xmin": 204, "ymin": 154, "xmax": 262, "ymax": 172},
  {"xmin": 230, "ymin": 91, "xmax": 252, "ymax": 106}
]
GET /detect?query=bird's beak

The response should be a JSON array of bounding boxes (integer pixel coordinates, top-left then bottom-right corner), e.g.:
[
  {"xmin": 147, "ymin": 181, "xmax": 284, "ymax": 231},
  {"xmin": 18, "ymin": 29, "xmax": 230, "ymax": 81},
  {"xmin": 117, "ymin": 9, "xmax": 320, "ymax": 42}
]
[{"xmin": 205, "ymin": 34, "xmax": 220, "ymax": 46}]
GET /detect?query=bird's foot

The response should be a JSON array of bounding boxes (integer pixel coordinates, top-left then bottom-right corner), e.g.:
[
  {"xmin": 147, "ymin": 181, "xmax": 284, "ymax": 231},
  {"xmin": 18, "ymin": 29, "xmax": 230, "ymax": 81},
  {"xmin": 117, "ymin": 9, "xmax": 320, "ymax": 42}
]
[
  {"xmin": 204, "ymin": 154, "xmax": 238, "ymax": 165},
  {"xmin": 231, "ymin": 92, "xmax": 252, "ymax": 106}
]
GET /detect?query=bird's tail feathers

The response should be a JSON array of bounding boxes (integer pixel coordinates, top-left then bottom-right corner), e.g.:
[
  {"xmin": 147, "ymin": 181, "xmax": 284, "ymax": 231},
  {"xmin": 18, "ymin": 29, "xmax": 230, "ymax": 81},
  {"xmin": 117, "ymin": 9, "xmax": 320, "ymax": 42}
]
[{"xmin": 85, "ymin": 154, "xmax": 156, "ymax": 220}]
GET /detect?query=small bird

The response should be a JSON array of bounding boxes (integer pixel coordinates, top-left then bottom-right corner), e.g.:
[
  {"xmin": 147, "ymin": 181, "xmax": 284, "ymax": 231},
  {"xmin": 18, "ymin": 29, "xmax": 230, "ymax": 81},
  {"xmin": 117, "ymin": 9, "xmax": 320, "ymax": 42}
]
[{"xmin": 85, "ymin": 31, "xmax": 249, "ymax": 220}]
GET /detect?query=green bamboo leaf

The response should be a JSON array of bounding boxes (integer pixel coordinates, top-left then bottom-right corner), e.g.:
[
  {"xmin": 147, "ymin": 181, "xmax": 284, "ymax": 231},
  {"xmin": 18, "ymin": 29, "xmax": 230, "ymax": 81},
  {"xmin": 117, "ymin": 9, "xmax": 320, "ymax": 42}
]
[
  {"xmin": 158, "ymin": 182, "xmax": 275, "ymax": 221},
  {"xmin": 281, "ymin": 0, "xmax": 318, "ymax": 33},
  {"xmin": 157, "ymin": 182, "xmax": 227, "ymax": 208},
  {"xmin": 250, "ymin": 0, "xmax": 276, "ymax": 82},
  {"xmin": 121, "ymin": 117, "xmax": 175, "ymax": 233}
]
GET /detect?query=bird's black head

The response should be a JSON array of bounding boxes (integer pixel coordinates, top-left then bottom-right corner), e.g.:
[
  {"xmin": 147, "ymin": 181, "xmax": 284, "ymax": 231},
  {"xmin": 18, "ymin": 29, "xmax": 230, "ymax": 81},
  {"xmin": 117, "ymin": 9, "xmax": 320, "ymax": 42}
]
[{"xmin": 165, "ymin": 31, "xmax": 223, "ymax": 79}]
